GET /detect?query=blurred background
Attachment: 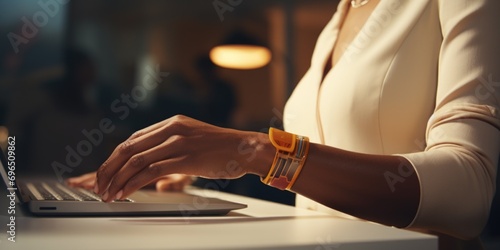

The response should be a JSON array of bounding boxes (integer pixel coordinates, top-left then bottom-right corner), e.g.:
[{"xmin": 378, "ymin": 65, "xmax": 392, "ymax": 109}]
[{"xmin": 0, "ymin": 0, "xmax": 498, "ymax": 247}]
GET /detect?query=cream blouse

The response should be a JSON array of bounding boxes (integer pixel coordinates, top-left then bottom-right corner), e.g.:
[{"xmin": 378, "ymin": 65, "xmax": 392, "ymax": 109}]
[{"xmin": 284, "ymin": 0, "xmax": 500, "ymax": 239}]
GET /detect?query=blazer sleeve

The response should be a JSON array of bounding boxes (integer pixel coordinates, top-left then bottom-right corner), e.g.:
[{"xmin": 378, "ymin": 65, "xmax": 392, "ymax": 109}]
[{"xmin": 400, "ymin": 0, "xmax": 500, "ymax": 239}]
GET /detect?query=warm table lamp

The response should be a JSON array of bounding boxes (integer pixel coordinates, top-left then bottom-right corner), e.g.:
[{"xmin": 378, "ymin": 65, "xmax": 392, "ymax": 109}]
[{"xmin": 210, "ymin": 31, "xmax": 272, "ymax": 70}]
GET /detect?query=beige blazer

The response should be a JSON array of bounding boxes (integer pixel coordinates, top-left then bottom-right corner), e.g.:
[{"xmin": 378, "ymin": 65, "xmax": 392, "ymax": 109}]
[{"xmin": 284, "ymin": 0, "xmax": 500, "ymax": 240}]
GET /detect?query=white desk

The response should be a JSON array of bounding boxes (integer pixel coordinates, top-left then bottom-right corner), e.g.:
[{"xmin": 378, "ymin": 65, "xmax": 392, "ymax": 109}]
[{"xmin": 1, "ymin": 188, "xmax": 437, "ymax": 250}]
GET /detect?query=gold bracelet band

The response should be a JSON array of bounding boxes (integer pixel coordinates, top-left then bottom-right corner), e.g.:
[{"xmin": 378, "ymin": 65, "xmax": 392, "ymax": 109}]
[{"xmin": 261, "ymin": 128, "xmax": 310, "ymax": 190}]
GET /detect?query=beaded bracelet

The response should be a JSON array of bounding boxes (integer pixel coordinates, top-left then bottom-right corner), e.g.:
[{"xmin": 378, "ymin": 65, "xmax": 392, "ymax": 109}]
[{"xmin": 261, "ymin": 128, "xmax": 310, "ymax": 190}]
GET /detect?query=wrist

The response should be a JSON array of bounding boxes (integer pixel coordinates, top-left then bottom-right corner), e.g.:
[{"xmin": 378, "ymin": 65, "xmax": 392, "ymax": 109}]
[{"xmin": 240, "ymin": 131, "xmax": 275, "ymax": 178}]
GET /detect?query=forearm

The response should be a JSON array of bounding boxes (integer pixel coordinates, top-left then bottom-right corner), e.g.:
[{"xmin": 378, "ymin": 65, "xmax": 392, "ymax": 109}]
[{"xmin": 252, "ymin": 138, "xmax": 420, "ymax": 228}]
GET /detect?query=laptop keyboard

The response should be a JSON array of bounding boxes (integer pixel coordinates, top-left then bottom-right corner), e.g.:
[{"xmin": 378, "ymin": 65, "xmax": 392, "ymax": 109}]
[{"xmin": 26, "ymin": 182, "xmax": 133, "ymax": 202}]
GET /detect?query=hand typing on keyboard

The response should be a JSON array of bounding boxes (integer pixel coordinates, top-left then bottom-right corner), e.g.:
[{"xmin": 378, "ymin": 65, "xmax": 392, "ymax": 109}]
[{"xmin": 66, "ymin": 172, "xmax": 193, "ymax": 192}]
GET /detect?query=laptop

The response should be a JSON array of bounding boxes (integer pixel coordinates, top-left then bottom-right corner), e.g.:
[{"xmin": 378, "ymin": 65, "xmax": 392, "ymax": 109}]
[{"xmin": 0, "ymin": 147, "xmax": 246, "ymax": 216}]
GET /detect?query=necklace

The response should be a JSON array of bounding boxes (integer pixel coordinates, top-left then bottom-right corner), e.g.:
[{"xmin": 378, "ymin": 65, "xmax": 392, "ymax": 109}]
[{"xmin": 351, "ymin": 0, "xmax": 370, "ymax": 8}]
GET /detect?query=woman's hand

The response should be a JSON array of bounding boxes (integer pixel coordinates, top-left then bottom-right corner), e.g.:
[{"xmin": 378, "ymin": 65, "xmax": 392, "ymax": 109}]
[
  {"xmin": 66, "ymin": 172, "xmax": 194, "ymax": 192},
  {"xmin": 66, "ymin": 172, "xmax": 98, "ymax": 190},
  {"xmin": 93, "ymin": 115, "xmax": 274, "ymax": 202}
]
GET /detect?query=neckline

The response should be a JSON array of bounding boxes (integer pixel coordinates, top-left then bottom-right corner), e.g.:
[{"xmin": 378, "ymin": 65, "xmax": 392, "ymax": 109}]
[
  {"xmin": 320, "ymin": 0, "xmax": 350, "ymax": 83},
  {"xmin": 320, "ymin": 0, "xmax": 382, "ymax": 84}
]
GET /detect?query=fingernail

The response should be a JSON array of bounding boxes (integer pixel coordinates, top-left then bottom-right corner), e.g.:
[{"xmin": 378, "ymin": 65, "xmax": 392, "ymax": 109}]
[
  {"xmin": 93, "ymin": 185, "xmax": 99, "ymax": 194},
  {"xmin": 102, "ymin": 191, "xmax": 109, "ymax": 201},
  {"xmin": 115, "ymin": 190, "xmax": 123, "ymax": 200}
]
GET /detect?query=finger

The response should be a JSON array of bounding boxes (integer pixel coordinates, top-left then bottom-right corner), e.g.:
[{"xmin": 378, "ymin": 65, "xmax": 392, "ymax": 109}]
[
  {"xmin": 66, "ymin": 172, "xmax": 96, "ymax": 186},
  {"xmin": 119, "ymin": 158, "xmax": 186, "ymax": 200},
  {"xmin": 66, "ymin": 178, "xmax": 79, "ymax": 186},
  {"xmin": 101, "ymin": 140, "xmax": 178, "ymax": 202},
  {"xmin": 81, "ymin": 179, "xmax": 96, "ymax": 190},
  {"xmin": 66, "ymin": 172, "xmax": 94, "ymax": 184},
  {"xmin": 180, "ymin": 175, "xmax": 195, "ymax": 187},
  {"xmin": 144, "ymin": 176, "xmax": 163, "ymax": 188},
  {"xmin": 155, "ymin": 175, "xmax": 192, "ymax": 192},
  {"xmin": 95, "ymin": 126, "xmax": 174, "ymax": 196},
  {"xmin": 156, "ymin": 179, "xmax": 182, "ymax": 192},
  {"xmin": 127, "ymin": 115, "xmax": 182, "ymax": 140},
  {"xmin": 127, "ymin": 120, "xmax": 169, "ymax": 140},
  {"xmin": 96, "ymin": 115, "xmax": 192, "ymax": 198}
]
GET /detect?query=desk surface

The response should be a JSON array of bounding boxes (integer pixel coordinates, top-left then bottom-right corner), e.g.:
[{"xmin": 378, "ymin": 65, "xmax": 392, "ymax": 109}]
[{"xmin": 1, "ymin": 188, "xmax": 437, "ymax": 250}]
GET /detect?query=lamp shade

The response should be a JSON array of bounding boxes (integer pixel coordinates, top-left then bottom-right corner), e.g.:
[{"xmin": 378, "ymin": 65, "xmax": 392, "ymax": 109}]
[{"xmin": 210, "ymin": 31, "xmax": 272, "ymax": 70}]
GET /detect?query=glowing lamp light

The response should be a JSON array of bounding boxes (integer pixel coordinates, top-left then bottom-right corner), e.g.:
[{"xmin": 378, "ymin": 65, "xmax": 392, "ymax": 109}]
[
  {"xmin": 209, "ymin": 31, "xmax": 272, "ymax": 70},
  {"xmin": 210, "ymin": 45, "xmax": 272, "ymax": 70}
]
